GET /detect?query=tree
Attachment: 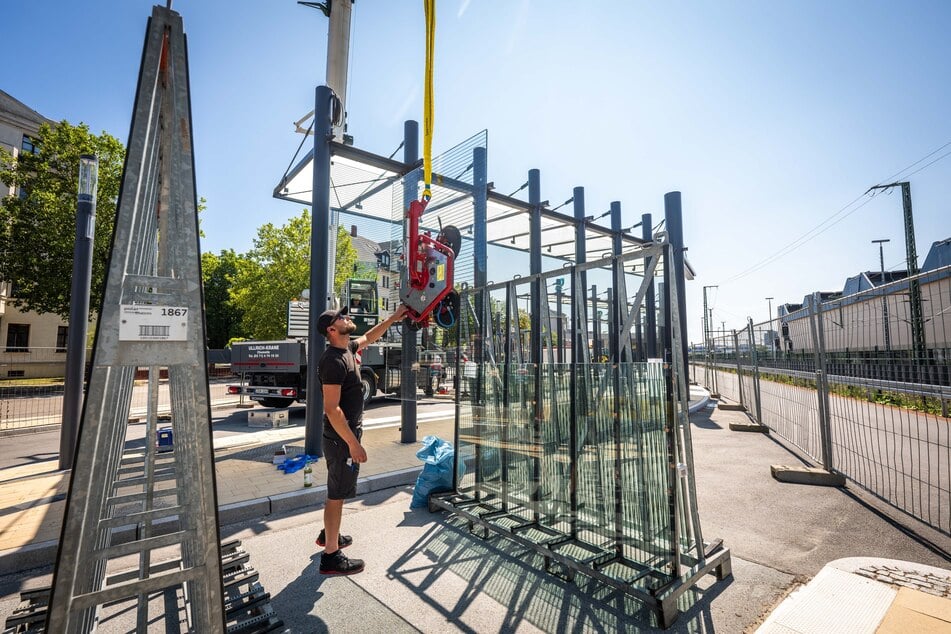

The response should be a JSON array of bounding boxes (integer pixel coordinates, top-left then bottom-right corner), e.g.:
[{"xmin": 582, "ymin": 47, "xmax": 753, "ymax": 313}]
[
  {"xmin": 0, "ymin": 121, "xmax": 125, "ymax": 319},
  {"xmin": 229, "ymin": 209, "xmax": 358, "ymax": 340},
  {"xmin": 201, "ymin": 249, "xmax": 246, "ymax": 348}
]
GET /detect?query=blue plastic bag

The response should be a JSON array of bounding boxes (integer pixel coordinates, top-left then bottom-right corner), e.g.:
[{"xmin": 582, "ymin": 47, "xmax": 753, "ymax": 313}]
[{"xmin": 410, "ymin": 435, "xmax": 461, "ymax": 509}]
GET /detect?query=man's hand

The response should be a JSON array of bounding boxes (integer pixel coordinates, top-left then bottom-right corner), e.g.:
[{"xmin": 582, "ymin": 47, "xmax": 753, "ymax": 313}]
[
  {"xmin": 392, "ymin": 303, "xmax": 408, "ymax": 319},
  {"xmin": 349, "ymin": 442, "xmax": 368, "ymax": 464}
]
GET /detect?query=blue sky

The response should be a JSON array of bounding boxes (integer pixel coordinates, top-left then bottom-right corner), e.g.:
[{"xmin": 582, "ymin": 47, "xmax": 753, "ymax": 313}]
[{"xmin": 6, "ymin": 1, "xmax": 950, "ymax": 343}]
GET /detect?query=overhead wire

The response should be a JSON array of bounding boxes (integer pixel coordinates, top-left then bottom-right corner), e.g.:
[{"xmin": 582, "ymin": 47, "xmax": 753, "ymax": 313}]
[{"xmin": 722, "ymin": 138, "xmax": 951, "ymax": 285}]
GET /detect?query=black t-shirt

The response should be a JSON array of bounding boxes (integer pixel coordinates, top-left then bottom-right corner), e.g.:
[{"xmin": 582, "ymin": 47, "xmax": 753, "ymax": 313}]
[{"xmin": 318, "ymin": 340, "xmax": 363, "ymax": 440}]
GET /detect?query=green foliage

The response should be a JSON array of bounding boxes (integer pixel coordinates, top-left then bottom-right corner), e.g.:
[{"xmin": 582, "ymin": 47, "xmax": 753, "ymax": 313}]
[
  {"xmin": 0, "ymin": 121, "xmax": 125, "ymax": 319},
  {"xmin": 351, "ymin": 261, "xmax": 378, "ymax": 281},
  {"xmin": 333, "ymin": 226, "xmax": 359, "ymax": 296},
  {"xmin": 201, "ymin": 249, "xmax": 246, "ymax": 348},
  {"xmin": 725, "ymin": 367, "xmax": 945, "ymax": 417},
  {"xmin": 227, "ymin": 210, "xmax": 359, "ymax": 340}
]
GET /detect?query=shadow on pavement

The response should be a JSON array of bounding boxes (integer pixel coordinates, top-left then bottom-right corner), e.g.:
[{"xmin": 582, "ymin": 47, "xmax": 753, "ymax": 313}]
[
  {"xmin": 689, "ymin": 408, "xmax": 722, "ymax": 430},
  {"xmin": 267, "ymin": 552, "xmax": 330, "ymax": 634},
  {"xmin": 386, "ymin": 512, "xmax": 720, "ymax": 633}
]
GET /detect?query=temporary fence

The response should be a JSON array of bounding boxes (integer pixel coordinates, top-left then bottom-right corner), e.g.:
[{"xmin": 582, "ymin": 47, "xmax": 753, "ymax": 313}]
[
  {"xmin": 695, "ymin": 265, "xmax": 951, "ymax": 536},
  {"xmin": 0, "ymin": 379, "xmax": 241, "ymax": 435},
  {"xmin": 0, "ymin": 345, "xmax": 238, "ymax": 434}
]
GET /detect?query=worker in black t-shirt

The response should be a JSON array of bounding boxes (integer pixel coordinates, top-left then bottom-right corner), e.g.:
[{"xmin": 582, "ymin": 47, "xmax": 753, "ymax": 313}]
[{"xmin": 314, "ymin": 302, "xmax": 406, "ymax": 575}]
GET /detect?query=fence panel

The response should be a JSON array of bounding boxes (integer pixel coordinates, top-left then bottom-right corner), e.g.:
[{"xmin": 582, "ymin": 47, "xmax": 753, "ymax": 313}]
[
  {"xmin": 1, "ymin": 377, "xmax": 240, "ymax": 433},
  {"xmin": 757, "ymin": 371, "xmax": 824, "ymax": 463},
  {"xmin": 815, "ymin": 270, "xmax": 951, "ymax": 535}
]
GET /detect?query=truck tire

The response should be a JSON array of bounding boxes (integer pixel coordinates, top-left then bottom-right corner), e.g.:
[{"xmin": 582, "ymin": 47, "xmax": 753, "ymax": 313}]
[
  {"xmin": 361, "ymin": 370, "xmax": 376, "ymax": 406},
  {"xmin": 261, "ymin": 397, "xmax": 294, "ymax": 408}
]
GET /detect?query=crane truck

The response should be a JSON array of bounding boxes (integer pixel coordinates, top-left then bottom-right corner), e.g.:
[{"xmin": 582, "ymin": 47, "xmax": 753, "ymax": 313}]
[{"xmin": 227, "ymin": 279, "xmax": 442, "ymax": 407}]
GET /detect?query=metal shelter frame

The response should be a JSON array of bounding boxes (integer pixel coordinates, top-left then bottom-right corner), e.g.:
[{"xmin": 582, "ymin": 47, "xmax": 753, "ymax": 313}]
[{"xmin": 274, "ymin": 85, "xmax": 729, "ymax": 627}]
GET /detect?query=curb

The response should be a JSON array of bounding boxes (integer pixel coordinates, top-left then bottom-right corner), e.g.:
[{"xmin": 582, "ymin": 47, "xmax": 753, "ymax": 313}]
[{"xmin": 0, "ymin": 466, "xmax": 421, "ymax": 575}]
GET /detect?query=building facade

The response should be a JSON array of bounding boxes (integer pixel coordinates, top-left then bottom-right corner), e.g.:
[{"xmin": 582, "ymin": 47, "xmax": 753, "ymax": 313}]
[{"xmin": 0, "ymin": 90, "xmax": 73, "ymax": 379}]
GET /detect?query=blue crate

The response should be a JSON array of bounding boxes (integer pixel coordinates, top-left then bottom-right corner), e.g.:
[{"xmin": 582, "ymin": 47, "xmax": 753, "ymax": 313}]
[{"xmin": 156, "ymin": 426, "xmax": 174, "ymax": 453}]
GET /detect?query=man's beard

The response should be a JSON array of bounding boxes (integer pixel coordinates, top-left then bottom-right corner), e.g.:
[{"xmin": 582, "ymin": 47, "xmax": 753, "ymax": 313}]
[{"xmin": 339, "ymin": 320, "xmax": 357, "ymax": 336}]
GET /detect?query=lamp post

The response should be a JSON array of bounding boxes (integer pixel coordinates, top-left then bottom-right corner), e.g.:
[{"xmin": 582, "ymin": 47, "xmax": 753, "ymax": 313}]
[
  {"xmin": 872, "ymin": 239, "xmax": 891, "ymax": 354},
  {"xmin": 60, "ymin": 154, "xmax": 98, "ymax": 471},
  {"xmin": 765, "ymin": 297, "xmax": 774, "ymax": 360},
  {"xmin": 702, "ymin": 285, "xmax": 718, "ymax": 354}
]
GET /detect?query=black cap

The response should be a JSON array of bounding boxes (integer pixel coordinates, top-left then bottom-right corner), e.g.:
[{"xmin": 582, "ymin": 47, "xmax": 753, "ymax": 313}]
[{"xmin": 317, "ymin": 305, "xmax": 348, "ymax": 337}]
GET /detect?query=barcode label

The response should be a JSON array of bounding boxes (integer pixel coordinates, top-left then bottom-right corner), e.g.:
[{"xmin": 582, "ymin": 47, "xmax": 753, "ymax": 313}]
[
  {"xmin": 139, "ymin": 325, "xmax": 170, "ymax": 337},
  {"xmin": 120, "ymin": 305, "xmax": 188, "ymax": 341}
]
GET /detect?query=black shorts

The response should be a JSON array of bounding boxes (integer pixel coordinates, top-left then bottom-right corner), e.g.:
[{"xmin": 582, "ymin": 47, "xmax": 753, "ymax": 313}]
[{"xmin": 323, "ymin": 430, "xmax": 361, "ymax": 500}]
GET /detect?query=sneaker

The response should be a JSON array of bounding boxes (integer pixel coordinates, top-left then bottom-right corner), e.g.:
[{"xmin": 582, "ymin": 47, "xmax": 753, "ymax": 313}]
[
  {"xmin": 319, "ymin": 550, "xmax": 364, "ymax": 575},
  {"xmin": 316, "ymin": 529, "xmax": 353, "ymax": 549}
]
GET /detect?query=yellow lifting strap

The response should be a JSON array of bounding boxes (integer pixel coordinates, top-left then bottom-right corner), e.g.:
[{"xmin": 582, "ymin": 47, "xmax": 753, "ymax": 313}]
[{"xmin": 422, "ymin": 0, "xmax": 435, "ymax": 201}]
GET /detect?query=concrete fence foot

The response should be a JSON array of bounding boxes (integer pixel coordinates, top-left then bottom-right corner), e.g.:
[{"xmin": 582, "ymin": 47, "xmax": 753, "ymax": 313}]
[{"xmin": 771, "ymin": 465, "xmax": 846, "ymax": 487}]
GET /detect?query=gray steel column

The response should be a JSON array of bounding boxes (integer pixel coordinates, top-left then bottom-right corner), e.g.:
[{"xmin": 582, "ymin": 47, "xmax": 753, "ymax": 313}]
[
  {"xmin": 642, "ymin": 212, "xmax": 657, "ymax": 358},
  {"xmin": 400, "ymin": 121, "xmax": 420, "ymax": 443},
  {"xmin": 473, "ymin": 146, "xmax": 488, "ymax": 374},
  {"xmin": 591, "ymin": 285, "xmax": 600, "ymax": 360},
  {"xmin": 573, "ymin": 187, "xmax": 587, "ymax": 356},
  {"xmin": 608, "ymin": 202, "xmax": 625, "ymax": 556},
  {"xmin": 610, "ymin": 201, "xmax": 622, "ymax": 362},
  {"xmin": 664, "ymin": 192, "xmax": 689, "ymax": 377},
  {"xmin": 555, "ymin": 281, "xmax": 564, "ymax": 363},
  {"xmin": 473, "ymin": 147, "xmax": 488, "ymax": 291},
  {"xmin": 60, "ymin": 155, "xmax": 98, "ymax": 471},
  {"xmin": 528, "ymin": 169, "xmax": 542, "ymax": 519},
  {"xmin": 305, "ymin": 85, "xmax": 334, "ymax": 458},
  {"xmin": 466, "ymin": 145, "xmax": 488, "ymax": 490}
]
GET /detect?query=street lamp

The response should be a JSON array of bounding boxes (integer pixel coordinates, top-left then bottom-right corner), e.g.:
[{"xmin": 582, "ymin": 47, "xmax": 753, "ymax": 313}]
[
  {"xmin": 872, "ymin": 239, "xmax": 891, "ymax": 354},
  {"xmin": 702, "ymin": 285, "xmax": 718, "ymax": 353},
  {"xmin": 60, "ymin": 154, "xmax": 99, "ymax": 471}
]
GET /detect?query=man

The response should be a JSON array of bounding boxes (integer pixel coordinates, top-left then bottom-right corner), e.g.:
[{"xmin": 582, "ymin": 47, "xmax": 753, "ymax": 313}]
[{"xmin": 315, "ymin": 302, "xmax": 407, "ymax": 575}]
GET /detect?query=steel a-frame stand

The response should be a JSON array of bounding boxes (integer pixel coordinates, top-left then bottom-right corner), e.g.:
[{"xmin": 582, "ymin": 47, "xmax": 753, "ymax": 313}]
[{"xmin": 45, "ymin": 6, "xmax": 224, "ymax": 632}]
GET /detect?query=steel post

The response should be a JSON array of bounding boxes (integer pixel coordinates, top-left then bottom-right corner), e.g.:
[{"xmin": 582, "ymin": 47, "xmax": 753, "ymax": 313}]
[
  {"xmin": 591, "ymin": 285, "xmax": 600, "ymax": 361},
  {"xmin": 305, "ymin": 85, "xmax": 334, "ymax": 458},
  {"xmin": 642, "ymin": 212, "xmax": 657, "ymax": 358},
  {"xmin": 401, "ymin": 120, "xmax": 420, "ymax": 443},
  {"xmin": 463, "ymin": 145, "xmax": 488, "ymax": 489},
  {"xmin": 733, "ymin": 330, "xmax": 744, "ymax": 408},
  {"xmin": 528, "ymin": 169, "xmax": 542, "ymax": 520},
  {"xmin": 60, "ymin": 155, "xmax": 99, "ymax": 471},
  {"xmin": 573, "ymin": 187, "xmax": 587, "ymax": 351},
  {"xmin": 746, "ymin": 318, "xmax": 763, "ymax": 424},
  {"xmin": 664, "ymin": 192, "xmax": 689, "ymax": 377},
  {"xmin": 556, "ymin": 282, "xmax": 564, "ymax": 363}
]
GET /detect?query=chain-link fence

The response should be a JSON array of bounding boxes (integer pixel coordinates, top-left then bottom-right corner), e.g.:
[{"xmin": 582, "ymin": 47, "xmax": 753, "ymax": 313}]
[{"xmin": 694, "ymin": 265, "xmax": 951, "ymax": 536}]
